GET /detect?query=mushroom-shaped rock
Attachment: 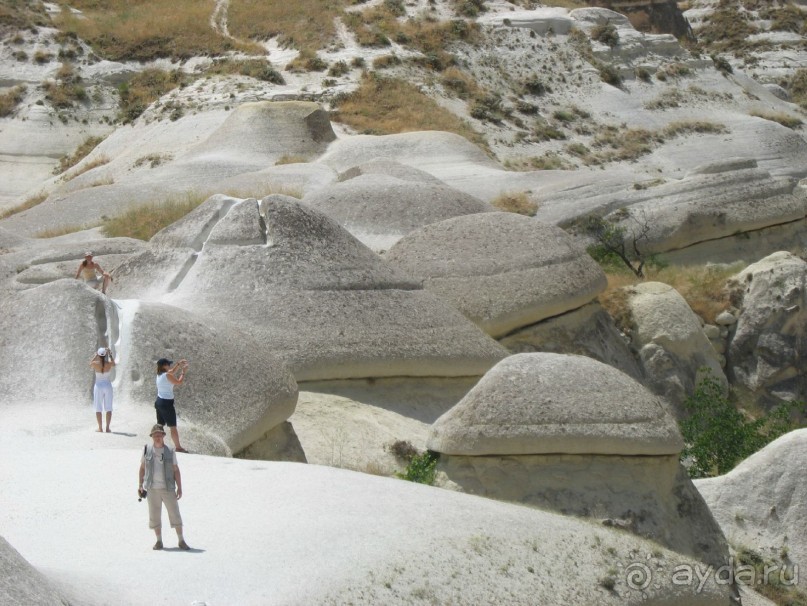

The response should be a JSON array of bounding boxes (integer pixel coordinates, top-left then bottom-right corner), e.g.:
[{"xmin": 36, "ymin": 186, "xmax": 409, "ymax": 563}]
[
  {"xmin": 696, "ymin": 429, "xmax": 807, "ymax": 590},
  {"xmin": 182, "ymin": 101, "xmax": 335, "ymax": 168},
  {"xmin": 0, "ymin": 280, "xmax": 115, "ymax": 404},
  {"xmin": 428, "ymin": 353, "xmax": 681, "ymax": 456},
  {"xmin": 122, "ymin": 301, "xmax": 298, "ymax": 455},
  {"xmin": 337, "ymin": 159, "xmax": 443, "ymax": 184},
  {"xmin": 1, "ymin": 535, "xmax": 74, "ymax": 605},
  {"xmin": 626, "ymin": 281, "xmax": 727, "ymax": 416},
  {"xmin": 147, "ymin": 196, "xmax": 508, "ymax": 381},
  {"xmin": 386, "ymin": 212, "xmax": 607, "ymax": 337},
  {"xmin": 303, "ymin": 174, "xmax": 492, "ymax": 252},
  {"xmin": 726, "ymin": 252, "xmax": 807, "ymax": 408},
  {"xmin": 428, "ymin": 353, "xmax": 727, "ymax": 568}
]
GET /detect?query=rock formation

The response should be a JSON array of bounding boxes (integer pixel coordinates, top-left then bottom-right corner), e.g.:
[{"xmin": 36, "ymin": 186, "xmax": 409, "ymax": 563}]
[
  {"xmin": 386, "ymin": 212, "xmax": 607, "ymax": 337},
  {"xmin": 696, "ymin": 429, "xmax": 807, "ymax": 591},
  {"xmin": 725, "ymin": 251, "xmax": 807, "ymax": 409},
  {"xmin": 428, "ymin": 353, "xmax": 729, "ymax": 568},
  {"xmin": 303, "ymin": 174, "xmax": 492, "ymax": 252},
  {"xmin": 110, "ymin": 195, "xmax": 508, "ymax": 381},
  {"xmin": 0, "ymin": 536, "xmax": 73, "ymax": 606},
  {"xmin": 624, "ymin": 281, "xmax": 727, "ymax": 415}
]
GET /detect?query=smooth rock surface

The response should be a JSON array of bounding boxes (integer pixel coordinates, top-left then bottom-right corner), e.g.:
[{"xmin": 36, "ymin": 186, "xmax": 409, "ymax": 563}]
[
  {"xmin": 303, "ymin": 174, "xmax": 492, "ymax": 252},
  {"xmin": 626, "ymin": 281, "xmax": 727, "ymax": 415},
  {"xmin": 696, "ymin": 429, "xmax": 807, "ymax": 590},
  {"xmin": 427, "ymin": 352, "xmax": 683, "ymax": 456},
  {"xmin": 386, "ymin": 212, "xmax": 606, "ymax": 337}
]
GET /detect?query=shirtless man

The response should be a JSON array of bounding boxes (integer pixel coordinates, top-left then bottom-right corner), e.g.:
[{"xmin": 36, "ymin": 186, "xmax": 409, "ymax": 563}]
[{"xmin": 75, "ymin": 251, "xmax": 112, "ymax": 294}]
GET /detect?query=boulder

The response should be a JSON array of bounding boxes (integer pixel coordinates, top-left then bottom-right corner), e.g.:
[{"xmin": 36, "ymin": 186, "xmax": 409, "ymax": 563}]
[
  {"xmin": 696, "ymin": 429, "xmax": 807, "ymax": 590},
  {"xmin": 119, "ymin": 300, "xmax": 298, "ymax": 455},
  {"xmin": 428, "ymin": 353, "xmax": 728, "ymax": 568},
  {"xmin": 0, "ymin": 280, "xmax": 115, "ymax": 405},
  {"xmin": 0, "ymin": 535, "xmax": 72, "ymax": 606},
  {"xmin": 386, "ymin": 212, "xmax": 606, "ymax": 337},
  {"xmin": 303, "ymin": 174, "xmax": 492, "ymax": 252},
  {"xmin": 625, "ymin": 282, "xmax": 727, "ymax": 416},
  {"xmin": 116, "ymin": 195, "xmax": 507, "ymax": 381},
  {"xmin": 725, "ymin": 251, "xmax": 807, "ymax": 408}
]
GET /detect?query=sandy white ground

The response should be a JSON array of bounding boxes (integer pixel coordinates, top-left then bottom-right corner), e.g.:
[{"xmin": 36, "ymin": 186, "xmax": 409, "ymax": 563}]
[{"xmin": 2, "ymin": 392, "xmax": 734, "ymax": 606}]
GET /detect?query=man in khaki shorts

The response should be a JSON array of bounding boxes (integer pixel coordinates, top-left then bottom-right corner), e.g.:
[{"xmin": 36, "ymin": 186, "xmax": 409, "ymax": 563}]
[{"xmin": 138, "ymin": 424, "xmax": 190, "ymax": 550}]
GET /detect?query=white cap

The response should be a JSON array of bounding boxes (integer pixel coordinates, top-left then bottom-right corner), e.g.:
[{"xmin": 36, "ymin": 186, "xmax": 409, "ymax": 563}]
[{"xmin": 97, "ymin": 347, "xmax": 107, "ymax": 356}]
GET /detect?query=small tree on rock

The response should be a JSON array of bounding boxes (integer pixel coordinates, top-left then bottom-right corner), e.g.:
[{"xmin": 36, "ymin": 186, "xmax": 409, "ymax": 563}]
[{"xmin": 580, "ymin": 210, "xmax": 651, "ymax": 277}]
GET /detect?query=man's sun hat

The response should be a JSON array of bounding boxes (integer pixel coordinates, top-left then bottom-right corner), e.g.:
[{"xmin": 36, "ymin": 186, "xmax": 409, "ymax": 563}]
[
  {"xmin": 157, "ymin": 357, "xmax": 173, "ymax": 367},
  {"xmin": 97, "ymin": 347, "xmax": 107, "ymax": 356},
  {"xmin": 150, "ymin": 424, "xmax": 166, "ymax": 437}
]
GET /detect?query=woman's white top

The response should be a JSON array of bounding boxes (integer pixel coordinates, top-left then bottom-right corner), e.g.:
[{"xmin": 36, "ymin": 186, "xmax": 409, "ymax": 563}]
[
  {"xmin": 156, "ymin": 372, "xmax": 174, "ymax": 399},
  {"xmin": 94, "ymin": 370, "xmax": 113, "ymax": 383}
]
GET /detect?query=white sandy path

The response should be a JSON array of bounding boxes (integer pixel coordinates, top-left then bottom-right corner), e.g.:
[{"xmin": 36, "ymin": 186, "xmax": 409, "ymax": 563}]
[
  {"xmin": 0, "ymin": 395, "xmax": 732, "ymax": 606},
  {"xmin": 0, "ymin": 399, "xmax": 541, "ymax": 605}
]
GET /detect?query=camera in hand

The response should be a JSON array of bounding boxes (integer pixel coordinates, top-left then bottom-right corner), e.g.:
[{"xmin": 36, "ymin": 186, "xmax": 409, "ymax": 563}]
[{"xmin": 138, "ymin": 489, "xmax": 147, "ymax": 502}]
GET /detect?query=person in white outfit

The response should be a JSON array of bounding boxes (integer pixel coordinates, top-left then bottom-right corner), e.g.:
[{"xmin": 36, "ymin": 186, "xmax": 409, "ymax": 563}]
[{"xmin": 90, "ymin": 347, "xmax": 116, "ymax": 432}]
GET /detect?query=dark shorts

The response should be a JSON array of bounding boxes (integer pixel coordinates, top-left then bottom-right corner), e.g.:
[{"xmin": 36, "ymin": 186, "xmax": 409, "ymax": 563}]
[{"xmin": 155, "ymin": 398, "xmax": 177, "ymax": 427}]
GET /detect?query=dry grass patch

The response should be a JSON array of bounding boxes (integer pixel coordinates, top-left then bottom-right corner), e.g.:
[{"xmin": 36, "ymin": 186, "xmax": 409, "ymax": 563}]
[
  {"xmin": 331, "ymin": 73, "xmax": 484, "ymax": 145},
  {"xmin": 0, "ymin": 0, "xmax": 50, "ymax": 29},
  {"xmin": 206, "ymin": 59, "xmax": 285, "ymax": 84},
  {"xmin": 0, "ymin": 85, "xmax": 27, "ymax": 117},
  {"xmin": 228, "ymin": 0, "xmax": 344, "ymax": 52},
  {"xmin": 345, "ymin": 6, "xmax": 480, "ymax": 70},
  {"xmin": 35, "ymin": 222, "xmax": 102, "ymax": 238},
  {"xmin": 117, "ymin": 69, "xmax": 184, "ymax": 123},
  {"xmin": 0, "ymin": 192, "xmax": 48, "ymax": 220},
  {"xmin": 65, "ymin": 155, "xmax": 110, "ymax": 181},
  {"xmin": 598, "ymin": 263, "xmax": 741, "ymax": 329},
  {"xmin": 648, "ymin": 264, "xmax": 741, "ymax": 323},
  {"xmin": 440, "ymin": 66, "xmax": 484, "ymax": 100},
  {"xmin": 102, "ymin": 192, "xmax": 210, "ymax": 241},
  {"xmin": 55, "ymin": 135, "xmax": 105, "ymax": 175},
  {"xmin": 750, "ymin": 110, "xmax": 802, "ymax": 129},
  {"xmin": 491, "ymin": 191, "xmax": 538, "ymax": 216},
  {"xmin": 697, "ymin": 6, "xmax": 757, "ymax": 52},
  {"xmin": 275, "ymin": 155, "xmax": 308, "ymax": 165},
  {"xmin": 53, "ymin": 0, "xmax": 259, "ymax": 61},
  {"xmin": 505, "ymin": 153, "xmax": 575, "ymax": 171}
]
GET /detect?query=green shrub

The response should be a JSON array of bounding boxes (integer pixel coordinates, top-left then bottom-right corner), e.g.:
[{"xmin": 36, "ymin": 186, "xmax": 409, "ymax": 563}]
[
  {"xmin": 597, "ymin": 62, "xmax": 622, "ymax": 87},
  {"xmin": 680, "ymin": 372, "xmax": 804, "ymax": 478},
  {"xmin": 711, "ymin": 54, "xmax": 733, "ymax": 75},
  {"xmin": 590, "ymin": 22, "xmax": 619, "ymax": 48},
  {"xmin": 396, "ymin": 450, "xmax": 439, "ymax": 485}
]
